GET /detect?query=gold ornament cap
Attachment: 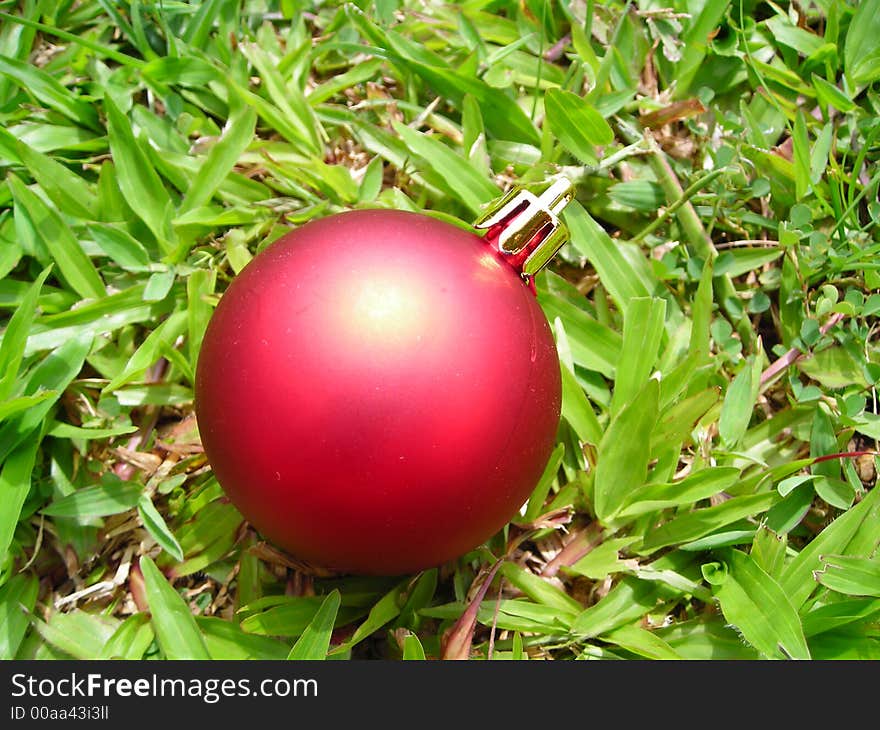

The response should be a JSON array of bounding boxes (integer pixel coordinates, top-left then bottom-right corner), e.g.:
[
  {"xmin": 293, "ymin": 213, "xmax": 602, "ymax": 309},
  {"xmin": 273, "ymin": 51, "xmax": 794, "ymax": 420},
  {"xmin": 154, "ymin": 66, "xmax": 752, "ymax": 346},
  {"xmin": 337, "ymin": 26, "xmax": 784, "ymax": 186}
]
[{"xmin": 474, "ymin": 178, "xmax": 574, "ymax": 278}]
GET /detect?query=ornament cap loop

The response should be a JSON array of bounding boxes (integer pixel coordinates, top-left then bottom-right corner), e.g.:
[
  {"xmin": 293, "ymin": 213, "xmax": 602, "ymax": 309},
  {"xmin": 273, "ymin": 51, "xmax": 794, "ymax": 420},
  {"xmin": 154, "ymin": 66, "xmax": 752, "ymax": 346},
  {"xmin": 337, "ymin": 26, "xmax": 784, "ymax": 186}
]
[{"xmin": 474, "ymin": 178, "xmax": 574, "ymax": 279}]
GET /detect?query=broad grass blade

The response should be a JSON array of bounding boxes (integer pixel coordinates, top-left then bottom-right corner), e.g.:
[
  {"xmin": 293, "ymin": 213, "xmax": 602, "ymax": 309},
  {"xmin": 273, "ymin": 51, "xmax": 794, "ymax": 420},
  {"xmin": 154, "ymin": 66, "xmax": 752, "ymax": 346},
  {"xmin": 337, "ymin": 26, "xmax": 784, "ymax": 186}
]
[
  {"xmin": 42, "ymin": 479, "xmax": 143, "ymax": 518},
  {"xmin": 594, "ymin": 378, "xmax": 659, "ymax": 522},
  {"xmin": 642, "ymin": 492, "xmax": 780, "ymax": 552},
  {"xmin": 196, "ymin": 616, "xmax": 290, "ymax": 660},
  {"xmin": 619, "ymin": 467, "xmax": 741, "ymax": 518},
  {"xmin": 8, "ymin": 174, "xmax": 105, "ymax": 300},
  {"xmin": 138, "ymin": 494, "xmax": 184, "ymax": 563},
  {"xmin": 177, "ymin": 106, "xmax": 256, "ymax": 216},
  {"xmin": 187, "ymin": 269, "xmax": 216, "ymax": 368},
  {"xmin": 603, "ymin": 624, "xmax": 683, "ymax": 659},
  {"xmin": 104, "ymin": 310, "xmax": 188, "ymax": 392},
  {"xmin": 571, "ymin": 576, "xmax": 659, "ymax": 637},
  {"xmin": 0, "ymin": 574, "xmax": 39, "ymax": 659},
  {"xmin": 499, "ymin": 562, "xmax": 582, "ymax": 615},
  {"xmin": 32, "ymin": 612, "xmax": 120, "ymax": 660},
  {"xmin": 610, "ymin": 297, "xmax": 666, "ymax": 416},
  {"xmin": 815, "ymin": 555, "xmax": 880, "ymax": 598},
  {"xmin": 105, "ymin": 95, "xmax": 174, "ymax": 250},
  {"xmin": 718, "ymin": 355, "xmax": 762, "ymax": 449},
  {"xmin": 329, "ymin": 581, "xmax": 407, "ymax": 655},
  {"xmin": 560, "ymin": 364, "xmax": 602, "ymax": 446},
  {"xmin": 402, "ymin": 633, "xmax": 426, "ymax": 660},
  {"xmin": 844, "ymin": 0, "xmax": 880, "ymax": 86},
  {"xmin": 140, "ymin": 555, "xmax": 211, "ymax": 659},
  {"xmin": 392, "ymin": 121, "xmax": 498, "ymax": 215},
  {"xmin": 563, "ymin": 202, "xmax": 655, "ymax": 311},
  {"xmin": 704, "ymin": 549, "xmax": 810, "ymax": 659},
  {"xmin": 780, "ymin": 480, "xmax": 880, "ymax": 608},
  {"xmin": 0, "ymin": 54, "xmax": 99, "ymax": 129},
  {"xmin": 100, "ymin": 614, "xmax": 155, "ymax": 660},
  {"xmin": 0, "ymin": 265, "xmax": 52, "ymax": 401},
  {"xmin": 16, "ymin": 141, "xmax": 97, "ymax": 218},
  {"xmin": 545, "ymin": 88, "xmax": 613, "ymax": 164},
  {"xmin": 287, "ymin": 590, "xmax": 342, "ymax": 660},
  {"xmin": 0, "ymin": 333, "xmax": 92, "ymax": 464}
]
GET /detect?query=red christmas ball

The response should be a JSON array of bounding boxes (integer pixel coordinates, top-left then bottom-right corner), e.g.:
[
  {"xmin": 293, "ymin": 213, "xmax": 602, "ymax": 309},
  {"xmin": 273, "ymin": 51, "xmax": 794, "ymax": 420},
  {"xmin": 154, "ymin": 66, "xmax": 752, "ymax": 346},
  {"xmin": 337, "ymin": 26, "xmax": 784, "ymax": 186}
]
[{"xmin": 195, "ymin": 188, "xmax": 569, "ymax": 575}]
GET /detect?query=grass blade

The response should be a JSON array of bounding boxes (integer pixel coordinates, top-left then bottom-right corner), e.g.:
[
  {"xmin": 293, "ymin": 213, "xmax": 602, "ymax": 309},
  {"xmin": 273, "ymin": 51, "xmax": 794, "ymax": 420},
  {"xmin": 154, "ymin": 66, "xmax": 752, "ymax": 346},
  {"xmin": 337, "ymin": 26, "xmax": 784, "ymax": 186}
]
[
  {"xmin": 0, "ymin": 265, "xmax": 52, "ymax": 401},
  {"xmin": 240, "ymin": 597, "xmax": 363, "ymax": 637},
  {"xmin": 287, "ymin": 590, "xmax": 342, "ymax": 660},
  {"xmin": 47, "ymin": 422, "xmax": 138, "ymax": 440},
  {"xmin": 8, "ymin": 174, "xmax": 105, "ymax": 300},
  {"xmin": 0, "ymin": 332, "xmax": 92, "ymax": 464},
  {"xmin": 16, "ymin": 141, "xmax": 97, "ymax": 218},
  {"xmin": 402, "ymin": 632, "xmax": 426, "ymax": 660},
  {"xmin": 41, "ymin": 478, "xmax": 143, "ymax": 518},
  {"xmin": 801, "ymin": 598, "xmax": 880, "ymax": 638},
  {"xmin": 673, "ymin": 0, "xmax": 732, "ymax": 97},
  {"xmin": 718, "ymin": 355, "xmax": 762, "ymax": 449},
  {"xmin": 844, "ymin": 0, "xmax": 880, "ymax": 86},
  {"xmin": 186, "ymin": 269, "xmax": 216, "ymax": 369},
  {"xmin": 563, "ymin": 202, "xmax": 654, "ymax": 311},
  {"xmin": 619, "ymin": 467, "xmax": 741, "ymax": 518},
  {"xmin": 0, "ymin": 12, "xmax": 143, "ymax": 68},
  {"xmin": 196, "ymin": 616, "xmax": 289, "ymax": 659},
  {"xmin": 139, "ymin": 555, "xmax": 211, "ymax": 659},
  {"xmin": 86, "ymin": 224, "xmax": 151, "ymax": 272},
  {"xmin": 177, "ymin": 106, "xmax": 257, "ymax": 216},
  {"xmin": 238, "ymin": 42, "xmax": 321, "ymax": 154},
  {"xmin": 0, "ymin": 53, "xmax": 99, "ymax": 129},
  {"xmin": 392, "ymin": 121, "xmax": 499, "ymax": 215},
  {"xmin": 792, "ymin": 111, "xmax": 811, "ymax": 201},
  {"xmin": 31, "ymin": 612, "xmax": 120, "ymax": 660},
  {"xmin": 537, "ymin": 287, "xmax": 621, "ymax": 377},
  {"xmin": 0, "ymin": 573, "xmax": 39, "ymax": 659},
  {"xmin": 594, "ymin": 378, "xmax": 659, "ymax": 522},
  {"xmin": 779, "ymin": 474, "xmax": 880, "ymax": 608},
  {"xmin": 0, "ymin": 392, "xmax": 58, "ymax": 424},
  {"xmin": 308, "ymin": 58, "xmax": 383, "ymax": 105},
  {"xmin": 815, "ymin": 555, "xmax": 880, "ymax": 597},
  {"xmin": 703, "ymin": 549, "xmax": 810, "ymax": 660},
  {"xmin": 560, "ymin": 363, "xmax": 602, "ymax": 446},
  {"xmin": 603, "ymin": 624, "xmax": 683, "ymax": 659},
  {"xmin": 641, "ymin": 492, "xmax": 780, "ymax": 552},
  {"xmin": 142, "ymin": 56, "xmax": 225, "ymax": 88},
  {"xmin": 610, "ymin": 297, "xmax": 666, "ymax": 416},
  {"xmin": 104, "ymin": 95, "xmax": 174, "ymax": 251},
  {"xmin": 104, "ymin": 310, "xmax": 188, "ymax": 392},
  {"xmin": 346, "ymin": 6, "xmax": 539, "ymax": 144},
  {"xmin": 182, "ymin": 0, "xmax": 230, "ymax": 47},
  {"xmin": 0, "ymin": 439, "xmax": 39, "ymax": 569},
  {"xmin": 812, "ymin": 73, "xmax": 856, "ymax": 113},
  {"xmin": 545, "ymin": 88, "xmax": 614, "ymax": 164},
  {"xmin": 499, "ymin": 562, "xmax": 583, "ymax": 616},
  {"xmin": 100, "ymin": 614, "xmax": 155, "ymax": 659},
  {"xmin": 329, "ymin": 581, "xmax": 406, "ymax": 655},
  {"xmin": 571, "ymin": 576, "xmax": 660, "ymax": 637},
  {"xmin": 24, "ymin": 284, "xmax": 177, "ymax": 357},
  {"xmin": 138, "ymin": 494, "xmax": 184, "ymax": 563},
  {"xmin": 651, "ymin": 387, "xmax": 720, "ymax": 451}
]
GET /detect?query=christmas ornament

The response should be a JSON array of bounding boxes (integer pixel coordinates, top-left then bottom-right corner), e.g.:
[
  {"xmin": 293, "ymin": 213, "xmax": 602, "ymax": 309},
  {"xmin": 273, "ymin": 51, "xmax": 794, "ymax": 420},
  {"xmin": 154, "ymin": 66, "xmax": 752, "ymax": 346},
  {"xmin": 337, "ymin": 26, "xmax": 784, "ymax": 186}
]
[{"xmin": 195, "ymin": 179, "xmax": 574, "ymax": 575}]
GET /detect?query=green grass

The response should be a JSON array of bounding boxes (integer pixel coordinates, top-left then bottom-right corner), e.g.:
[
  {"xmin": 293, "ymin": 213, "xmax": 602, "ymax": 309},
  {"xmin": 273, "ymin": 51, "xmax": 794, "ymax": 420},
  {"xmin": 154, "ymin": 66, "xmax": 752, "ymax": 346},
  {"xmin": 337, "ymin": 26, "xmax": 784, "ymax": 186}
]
[{"xmin": 1, "ymin": 0, "xmax": 879, "ymax": 661}]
